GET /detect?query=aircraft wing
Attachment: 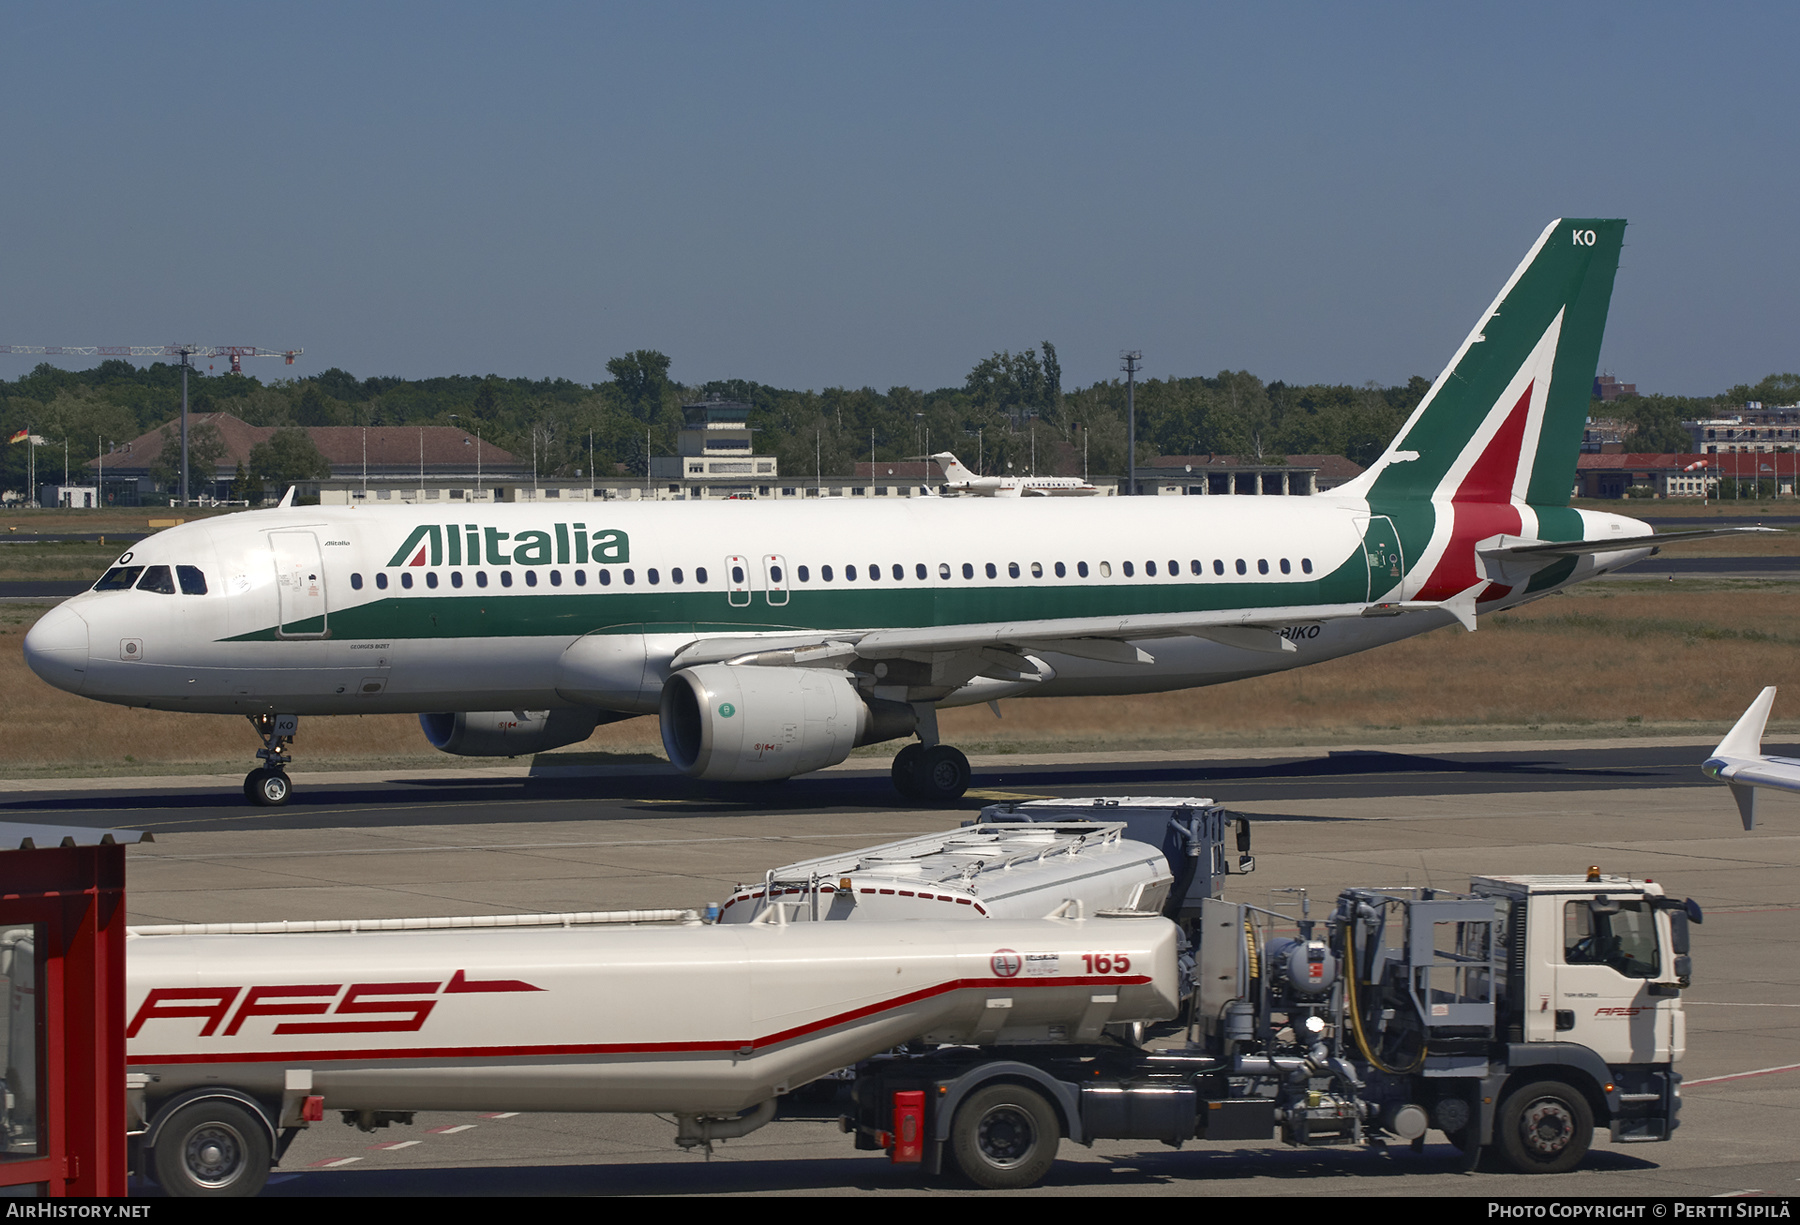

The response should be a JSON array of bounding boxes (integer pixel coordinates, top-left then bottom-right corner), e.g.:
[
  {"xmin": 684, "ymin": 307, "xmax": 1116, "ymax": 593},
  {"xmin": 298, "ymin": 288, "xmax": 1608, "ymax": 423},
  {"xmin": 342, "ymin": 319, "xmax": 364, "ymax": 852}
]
[
  {"xmin": 852, "ymin": 602, "xmax": 1372, "ymax": 658},
  {"xmin": 1702, "ymin": 686, "xmax": 1800, "ymax": 831},
  {"xmin": 669, "ymin": 596, "xmax": 1474, "ymax": 675}
]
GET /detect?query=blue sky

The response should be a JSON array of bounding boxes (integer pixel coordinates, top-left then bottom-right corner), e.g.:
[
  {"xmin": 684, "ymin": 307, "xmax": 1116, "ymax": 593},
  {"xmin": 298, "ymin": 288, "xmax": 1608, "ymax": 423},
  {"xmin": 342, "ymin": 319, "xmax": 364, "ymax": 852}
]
[{"xmin": 1, "ymin": 2, "xmax": 1793, "ymax": 396}]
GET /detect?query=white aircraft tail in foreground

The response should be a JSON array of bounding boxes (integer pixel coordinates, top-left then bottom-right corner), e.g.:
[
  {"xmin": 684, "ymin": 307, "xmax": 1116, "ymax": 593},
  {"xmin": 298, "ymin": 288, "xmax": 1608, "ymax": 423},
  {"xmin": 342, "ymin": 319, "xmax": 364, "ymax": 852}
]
[{"xmin": 1702, "ymin": 687, "xmax": 1800, "ymax": 830}]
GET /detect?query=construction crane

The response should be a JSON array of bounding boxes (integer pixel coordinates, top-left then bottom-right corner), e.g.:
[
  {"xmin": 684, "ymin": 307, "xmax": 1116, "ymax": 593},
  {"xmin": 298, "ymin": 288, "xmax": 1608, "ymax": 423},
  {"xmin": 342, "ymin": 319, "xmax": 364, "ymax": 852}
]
[
  {"xmin": 0, "ymin": 344, "xmax": 302, "ymax": 373},
  {"xmin": 0, "ymin": 343, "xmax": 304, "ymax": 505}
]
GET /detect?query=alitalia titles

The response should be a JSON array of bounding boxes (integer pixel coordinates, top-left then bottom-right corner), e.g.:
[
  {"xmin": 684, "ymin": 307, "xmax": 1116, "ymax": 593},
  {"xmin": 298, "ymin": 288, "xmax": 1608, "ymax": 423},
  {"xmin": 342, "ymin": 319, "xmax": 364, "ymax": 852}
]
[{"xmin": 386, "ymin": 524, "xmax": 629, "ymax": 568}]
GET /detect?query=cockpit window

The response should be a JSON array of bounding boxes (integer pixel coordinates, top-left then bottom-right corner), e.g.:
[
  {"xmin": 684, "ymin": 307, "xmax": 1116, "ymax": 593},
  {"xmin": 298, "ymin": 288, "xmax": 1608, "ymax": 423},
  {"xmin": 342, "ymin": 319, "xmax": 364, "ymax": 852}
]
[
  {"xmin": 137, "ymin": 565, "xmax": 177, "ymax": 595},
  {"xmin": 177, "ymin": 565, "xmax": 208, "ymax": 595},
  {"xmin": 93, "ymin": 567, "xmax": 144, "ymax": 592}
]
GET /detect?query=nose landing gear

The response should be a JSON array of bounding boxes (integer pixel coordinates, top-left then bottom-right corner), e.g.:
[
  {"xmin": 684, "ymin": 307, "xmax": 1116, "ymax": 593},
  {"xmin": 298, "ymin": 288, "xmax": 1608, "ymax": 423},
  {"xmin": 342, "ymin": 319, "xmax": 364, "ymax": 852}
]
[{"xmin": 244, "ymin": 714, "xmax": 297, "ymax": 807}]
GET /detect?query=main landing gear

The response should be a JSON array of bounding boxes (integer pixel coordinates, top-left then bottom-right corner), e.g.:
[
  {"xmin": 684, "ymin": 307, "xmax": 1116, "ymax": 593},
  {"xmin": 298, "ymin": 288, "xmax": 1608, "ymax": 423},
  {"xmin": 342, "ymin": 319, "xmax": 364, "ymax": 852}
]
[
  {"xmin": 891, "ymin": 743, "xmax": 971, "ymax": 804},
  {"xmin": 244, "ymin": 713, "xmax": 297, "ymax": 807},
  {"xmin": 889, "ymin": 703, "xmax": 972, "ymax": 804}
]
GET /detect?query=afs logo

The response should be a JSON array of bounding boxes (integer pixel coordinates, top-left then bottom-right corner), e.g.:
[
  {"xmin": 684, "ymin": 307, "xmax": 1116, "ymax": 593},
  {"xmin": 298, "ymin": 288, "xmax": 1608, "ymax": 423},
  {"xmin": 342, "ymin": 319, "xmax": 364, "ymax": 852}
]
[{"xmin": 128, "ymin": 969, "xmax": 542, "ymax": 1040}]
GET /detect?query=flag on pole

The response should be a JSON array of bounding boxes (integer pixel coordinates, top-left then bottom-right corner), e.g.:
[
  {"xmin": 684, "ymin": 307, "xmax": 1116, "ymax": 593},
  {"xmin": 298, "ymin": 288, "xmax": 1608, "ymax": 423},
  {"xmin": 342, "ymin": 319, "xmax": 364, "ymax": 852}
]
[{"xmin": 7, "ymin": 429, "xmax": 27, "ymax": 444}]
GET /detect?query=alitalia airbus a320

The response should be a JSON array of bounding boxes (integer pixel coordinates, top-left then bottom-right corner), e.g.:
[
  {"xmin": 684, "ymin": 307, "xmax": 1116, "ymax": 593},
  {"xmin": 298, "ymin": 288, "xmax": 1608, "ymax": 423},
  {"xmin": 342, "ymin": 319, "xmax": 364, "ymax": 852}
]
[{"xmin": 22, "ymin": 219, "xmax": 1756, "ymax": 805}]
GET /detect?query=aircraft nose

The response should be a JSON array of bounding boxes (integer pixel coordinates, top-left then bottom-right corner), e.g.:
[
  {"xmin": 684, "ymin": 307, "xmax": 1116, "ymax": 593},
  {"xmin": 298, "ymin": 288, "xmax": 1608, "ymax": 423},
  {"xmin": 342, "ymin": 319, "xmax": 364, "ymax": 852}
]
[{"xmin": 23, "ymin": 603, "xmax": 89, "ymax": 695}]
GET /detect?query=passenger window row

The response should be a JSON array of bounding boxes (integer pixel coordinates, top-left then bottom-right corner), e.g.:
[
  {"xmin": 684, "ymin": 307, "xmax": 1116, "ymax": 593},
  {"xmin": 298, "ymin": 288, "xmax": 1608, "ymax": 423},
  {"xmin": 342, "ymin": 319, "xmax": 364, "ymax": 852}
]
[
  {"xmin": 344, "ymin": 556, "xmax": 1316, "ymax": 593},
  {"xmin": 351, "ymin": 566, "xmax": 712, "ymax": 592},
  {"xmin": 799, "ymin": 557, "xmax": 1313, "ymax": 582}
]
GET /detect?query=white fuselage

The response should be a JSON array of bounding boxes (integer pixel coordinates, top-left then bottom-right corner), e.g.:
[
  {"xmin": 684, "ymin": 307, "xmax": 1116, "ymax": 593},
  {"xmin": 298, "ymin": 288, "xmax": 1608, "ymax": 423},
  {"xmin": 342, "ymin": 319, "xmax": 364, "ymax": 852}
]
[{"xmin": 24, "ymin": 495, "xmax": 1652, "ymax": 719}]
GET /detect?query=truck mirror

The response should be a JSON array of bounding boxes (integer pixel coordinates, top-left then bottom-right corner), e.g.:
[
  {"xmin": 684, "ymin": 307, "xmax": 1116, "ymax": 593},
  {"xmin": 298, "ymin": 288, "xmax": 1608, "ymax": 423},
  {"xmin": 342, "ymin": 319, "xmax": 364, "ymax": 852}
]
[
  {"xmin": 1235, "ymin": 818, "xmax": 1252, "ymax": 854},
  {"xmin": 1589, "ymin": 895, "xmax": 1621, "ymax": 917},
  {"xmin": 1668, "ymin": 909, "xmax": 1690, "ymax": 956}
]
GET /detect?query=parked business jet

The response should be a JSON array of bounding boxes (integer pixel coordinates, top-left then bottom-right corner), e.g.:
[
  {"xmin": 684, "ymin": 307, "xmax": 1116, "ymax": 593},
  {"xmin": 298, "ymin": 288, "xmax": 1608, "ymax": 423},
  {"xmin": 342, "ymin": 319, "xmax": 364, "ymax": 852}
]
[
  {"xmin": 930, "ymin": 452, "xmax": 1100, "ymax": 497},
  {"xmin": 23, "ymin": 219, "xmax": 1763, "ymax": 806}
]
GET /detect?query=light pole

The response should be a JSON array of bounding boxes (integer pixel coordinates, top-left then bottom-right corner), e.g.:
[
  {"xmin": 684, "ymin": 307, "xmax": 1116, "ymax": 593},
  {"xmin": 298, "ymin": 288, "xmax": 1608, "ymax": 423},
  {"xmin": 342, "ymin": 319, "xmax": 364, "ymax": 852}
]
[
  {"xmin": 174, "ymin": 345, "xmax": 198, "ymax": 507},
  {"xmin": 451, "ymin": 416, "xmax": 484, "ymax": 497},
  {"xmin": 1121, "ymin": 350, "xmax": 1142, "ymax": 495}
]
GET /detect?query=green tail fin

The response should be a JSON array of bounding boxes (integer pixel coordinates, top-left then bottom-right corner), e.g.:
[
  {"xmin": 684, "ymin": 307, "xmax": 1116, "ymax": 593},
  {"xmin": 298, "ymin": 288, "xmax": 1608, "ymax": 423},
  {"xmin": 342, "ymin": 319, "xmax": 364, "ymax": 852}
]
[{"xmin": 1342, "ymin": 219, "xmax": 1625, "ymax": 508}]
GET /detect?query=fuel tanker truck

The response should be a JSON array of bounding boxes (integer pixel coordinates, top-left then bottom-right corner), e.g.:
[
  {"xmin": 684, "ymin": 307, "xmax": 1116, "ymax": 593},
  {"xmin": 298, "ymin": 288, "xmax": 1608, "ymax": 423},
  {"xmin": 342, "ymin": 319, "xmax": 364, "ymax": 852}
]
[{"xmin": 115, "ymin": 800, "xmax": 1695, "ymax": 1196}]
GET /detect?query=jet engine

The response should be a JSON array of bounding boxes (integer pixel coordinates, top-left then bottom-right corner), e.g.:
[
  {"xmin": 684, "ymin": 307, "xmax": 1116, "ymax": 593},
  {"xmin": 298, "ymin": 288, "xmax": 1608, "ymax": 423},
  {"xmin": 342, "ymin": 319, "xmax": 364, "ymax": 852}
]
[
  {"xmin": 659, "ymin": 665, "xmax": 913, "ymax": 782},
  {"xmin": 420, "ymin": 708, "xmax": 612, "ymax": 757}
]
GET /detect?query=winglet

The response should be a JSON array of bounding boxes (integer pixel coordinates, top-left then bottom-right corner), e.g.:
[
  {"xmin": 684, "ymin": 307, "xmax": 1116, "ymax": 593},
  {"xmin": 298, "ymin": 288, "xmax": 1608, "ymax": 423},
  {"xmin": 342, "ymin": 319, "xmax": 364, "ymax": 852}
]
[
  {"xmin": 1728, "ymin": 782, "xmax": 1759, "ymax": 833},
  {"xmin": 1708, "ymin": 687, "xmax": 1779, "ymax": 830},
  {"xmin": 1715, "ymin": 686, "xmax": 1776, "ymax": 760},
  {"xmin": 278, "ymin": 485, "xmax": 296, "ymax": 509}
]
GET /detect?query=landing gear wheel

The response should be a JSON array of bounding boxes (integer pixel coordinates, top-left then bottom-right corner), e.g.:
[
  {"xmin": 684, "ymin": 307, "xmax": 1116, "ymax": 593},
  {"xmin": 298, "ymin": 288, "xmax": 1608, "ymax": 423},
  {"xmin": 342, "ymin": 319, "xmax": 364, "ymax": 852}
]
[
  {"xmin": 1495, "ymin": 1080, "xmax": 1593, "ymax": 1174},
  {"xmin": 891, "ymin": 744, "xmax": 925, "ymax": 799},
  {"xmin": 917, "ymin": 745, "xmax": 971, "ymax": 804},
  {"xmin": 245, "ymin": 768, "xmax": 291, "ymax": 807},
  {"xmin": 949, "ymin": 1083, "xmax": 1060, "ymax": 1189},
  {"xmin": 151, "ymin": 1101, "xmax": 271, "ymax": 1198}
]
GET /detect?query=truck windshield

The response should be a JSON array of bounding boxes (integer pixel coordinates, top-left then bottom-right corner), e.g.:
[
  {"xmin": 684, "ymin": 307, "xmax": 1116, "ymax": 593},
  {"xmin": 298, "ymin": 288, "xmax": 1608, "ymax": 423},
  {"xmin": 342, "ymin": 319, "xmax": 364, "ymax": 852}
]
[{"xmin": 1564, "ymin": 900, "xmax": 1660, "ymax": 979}]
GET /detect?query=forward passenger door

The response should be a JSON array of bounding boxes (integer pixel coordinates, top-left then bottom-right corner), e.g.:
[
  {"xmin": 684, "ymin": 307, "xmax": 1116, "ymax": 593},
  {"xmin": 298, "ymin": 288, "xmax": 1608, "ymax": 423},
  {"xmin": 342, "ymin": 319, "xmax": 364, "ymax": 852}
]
[{"xmin": 270, "ymin": 531, "xmax": 329, "ymax": 639}]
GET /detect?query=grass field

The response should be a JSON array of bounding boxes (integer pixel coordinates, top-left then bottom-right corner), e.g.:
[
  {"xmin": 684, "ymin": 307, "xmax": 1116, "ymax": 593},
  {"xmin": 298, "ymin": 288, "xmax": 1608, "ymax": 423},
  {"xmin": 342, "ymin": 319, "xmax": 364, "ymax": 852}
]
[{"xmin": 3, "ymin": 579, "xmax": 1796, "ymax": 777}]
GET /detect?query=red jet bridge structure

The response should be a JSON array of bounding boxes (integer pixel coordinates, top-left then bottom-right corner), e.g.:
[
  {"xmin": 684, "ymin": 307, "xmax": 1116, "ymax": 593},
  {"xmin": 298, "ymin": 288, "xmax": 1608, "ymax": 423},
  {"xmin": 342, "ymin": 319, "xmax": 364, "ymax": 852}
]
[{"xmin": 0, "ymin": 823, "xmax": 148, "ymax": 1197}]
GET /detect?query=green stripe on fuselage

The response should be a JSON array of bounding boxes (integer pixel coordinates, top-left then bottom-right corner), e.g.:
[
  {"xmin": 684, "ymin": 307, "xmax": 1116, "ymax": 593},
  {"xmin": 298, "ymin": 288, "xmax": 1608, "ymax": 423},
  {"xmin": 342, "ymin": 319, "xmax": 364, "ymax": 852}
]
[{"xmin": 225, "ymin": 550, "xmax": 1371, "ymax": 642}]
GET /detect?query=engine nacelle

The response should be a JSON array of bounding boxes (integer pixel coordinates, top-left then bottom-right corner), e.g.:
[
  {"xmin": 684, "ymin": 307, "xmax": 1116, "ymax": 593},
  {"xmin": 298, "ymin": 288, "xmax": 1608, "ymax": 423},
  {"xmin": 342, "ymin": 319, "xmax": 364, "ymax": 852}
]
[
  {"xmin": 661, "ymin": 665, "xmax": 907, "ymax": 782},
  {"xmin": 420, "ymin": 708, "xmax": 605, "ymax": 757}
]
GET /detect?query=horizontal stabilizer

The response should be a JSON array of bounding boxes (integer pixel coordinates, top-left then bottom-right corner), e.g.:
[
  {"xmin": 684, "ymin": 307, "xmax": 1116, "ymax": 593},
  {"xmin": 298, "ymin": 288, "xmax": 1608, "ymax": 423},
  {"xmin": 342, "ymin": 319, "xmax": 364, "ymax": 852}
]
[{"xmin": 1479, "ymin": 527, "xmax": 1782, "ymax": 560}]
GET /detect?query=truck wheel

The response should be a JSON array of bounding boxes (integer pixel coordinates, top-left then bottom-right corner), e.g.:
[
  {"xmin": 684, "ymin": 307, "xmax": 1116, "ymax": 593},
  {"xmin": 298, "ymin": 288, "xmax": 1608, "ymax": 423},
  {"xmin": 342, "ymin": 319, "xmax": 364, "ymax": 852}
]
[
  {"xmin": 950, "ymin": 1083, "xmax": 1060, "ymax": 1189},
  {"xmin": 1496, "ymin": 1080, "xmax": 1593, "ymax": 1174},
  {"xmin": 152, "ymin": 1101, "xmax": 271, "ymax": 1197}
]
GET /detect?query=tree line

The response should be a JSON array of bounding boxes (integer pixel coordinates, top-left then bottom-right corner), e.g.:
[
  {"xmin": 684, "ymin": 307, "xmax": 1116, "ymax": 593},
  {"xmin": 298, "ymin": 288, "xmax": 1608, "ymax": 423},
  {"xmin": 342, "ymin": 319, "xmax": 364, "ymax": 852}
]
[{"xmin": 1, "ymin": 349, "xmax": 1791, "ymax": 496}]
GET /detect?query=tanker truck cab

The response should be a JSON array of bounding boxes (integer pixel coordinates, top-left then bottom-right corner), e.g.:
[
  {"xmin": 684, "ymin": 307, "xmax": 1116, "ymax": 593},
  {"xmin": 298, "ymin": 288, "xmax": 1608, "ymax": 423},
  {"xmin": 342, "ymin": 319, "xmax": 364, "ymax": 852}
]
[{"xmin": 1469, "ymin": 871, "xmax": 1693, "ymax": 1153}]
